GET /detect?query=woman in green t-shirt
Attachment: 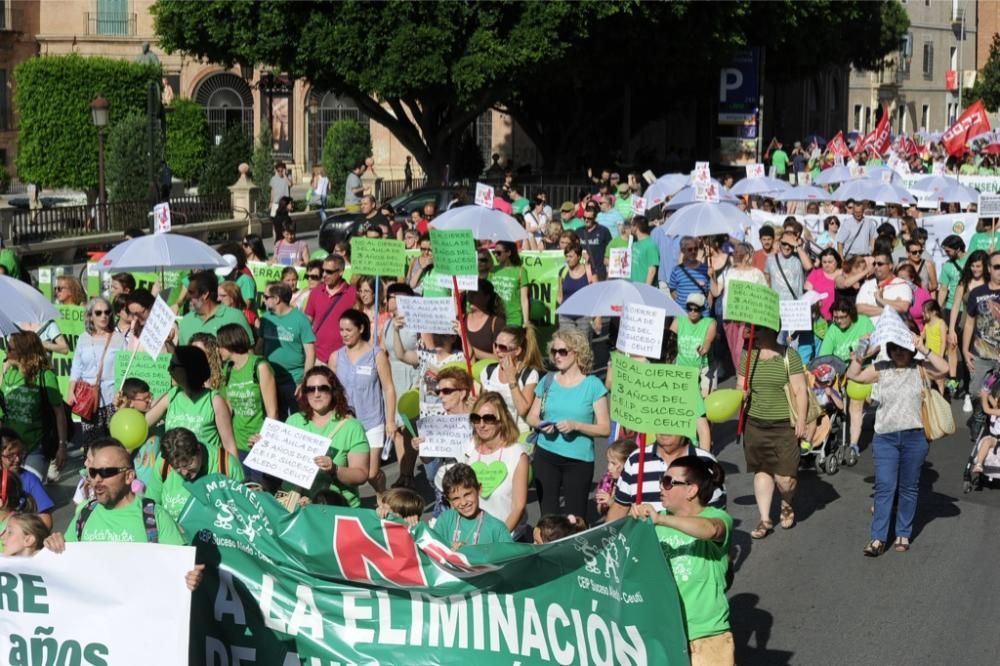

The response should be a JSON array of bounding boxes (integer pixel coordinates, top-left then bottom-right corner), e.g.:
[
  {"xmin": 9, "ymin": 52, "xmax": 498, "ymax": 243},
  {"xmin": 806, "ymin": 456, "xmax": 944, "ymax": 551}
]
[
  {"xmin": 490, "ymin": 241, "xmax": 530, "ymax": 327},
  {"xmin": 284, "ymin": 367, "xmax": 369, "ymax": 507},
  {"xmin": 2, "ymin": 332, "xmax": 68, "ymax": 480},
  {"xmin": 218, "ymin": 324, "xmax": 278, "ymax": 454}
]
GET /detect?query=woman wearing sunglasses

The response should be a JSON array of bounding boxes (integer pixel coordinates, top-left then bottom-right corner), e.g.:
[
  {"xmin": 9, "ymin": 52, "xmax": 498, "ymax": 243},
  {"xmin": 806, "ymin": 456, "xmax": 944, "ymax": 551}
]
[
  {"xmin": 479, "ymin": 326, "xmax": 543, "ymax": 435},
  {"xmin": 291, "ymin": 260, "xmax": 322, "ymax": 310},
  {"xmin": 411, "ymin": 368, "xmax": 473, "ymax": 514},
  {"xmin": 68, "ymin": 297, "xmax": 125, "ymax": 445},
  {"xmin": 285, "ymin": 367, "xmax": 369, "ymax": 506},
  {"xmin": 464, "ymin": 279, "xmax": 506, "ymax": 361},
  {"xmin": 460, "ymin": 392, "xmax": 530, "ymax": 537},
  {"xmin": 526, "ymin": 328, "xmax": 610, "ymax": 518}
]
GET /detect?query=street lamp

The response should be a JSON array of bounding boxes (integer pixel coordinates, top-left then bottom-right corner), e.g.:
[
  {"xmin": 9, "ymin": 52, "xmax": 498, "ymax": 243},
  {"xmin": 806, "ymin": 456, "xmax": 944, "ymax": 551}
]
[
  {"xmin": 90, "ymin": 95, "xmax": 109, "ymax": 231},
  {"xmin": 308, "ymin": 95, "xmax": 319, "ymax": 169}
]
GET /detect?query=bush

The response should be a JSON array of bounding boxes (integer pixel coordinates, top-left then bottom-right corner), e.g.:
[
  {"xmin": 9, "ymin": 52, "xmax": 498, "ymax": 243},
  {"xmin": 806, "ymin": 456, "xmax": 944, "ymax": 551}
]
[
  {"xmin": 15, "ymin": 54, "xmax": 161, "ymax": 190},
  {"xmin": 321, "ymin": 119, "xmax": 371, "ymax": 207},
  {"xmin": 251, "ymin": 124, "xmax": 274, "ymax": 213},
  {"xmin": 105, "ymin": 113, "xmax": 164, "ymax": 203},
  {"xmin": 165, "ymin": 97, "xmax": 210, "ymax": 185},
  {"xmin": 199, "ymin": 127, "xmax": 252, "ymax": 196}
]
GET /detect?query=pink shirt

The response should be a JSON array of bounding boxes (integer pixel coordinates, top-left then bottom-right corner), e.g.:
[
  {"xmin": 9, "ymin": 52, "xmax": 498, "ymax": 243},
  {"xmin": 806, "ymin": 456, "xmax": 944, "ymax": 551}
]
[
  {"xmin": 806, "ymin": 268, "xmax": 837, "ymax": 320},
  {"xmin": 910, "ymin": 286, "xmax": 932, "ymax": 332},
  {"xmin": 303, "ymin": 282, "xmax": 357, "ymax": 362}
]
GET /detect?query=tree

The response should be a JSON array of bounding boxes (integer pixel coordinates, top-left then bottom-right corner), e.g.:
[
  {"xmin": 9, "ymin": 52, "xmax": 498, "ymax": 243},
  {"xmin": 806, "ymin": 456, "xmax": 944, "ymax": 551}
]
[
  {"xmin": 963, "ymin": 33, "xmax": 1000, "ymax": 112},
  {"xmin": 199, "ymin": 127, "xmax": 251, "ymax": 196},
  {"xmin": 105, "ymin": 113, "xmax": 164, "ymax": 203},
  {"xmin": 165, "ymin": 97, "xmax": 210, "ymax": 185},
  {"xmin": 453, "ymin": 131, "xmax": 485, "ymax": 183},
  {"xmin": 250, "ymin": 124, "xmax": 274, "ymax": 213},
  {"xmin": 321, "ymin": 119, "xmax": 371, "ymax": 207},
  {"xmin": 15, "ymin": 54, "xmax": 161, "ymax": 190}
]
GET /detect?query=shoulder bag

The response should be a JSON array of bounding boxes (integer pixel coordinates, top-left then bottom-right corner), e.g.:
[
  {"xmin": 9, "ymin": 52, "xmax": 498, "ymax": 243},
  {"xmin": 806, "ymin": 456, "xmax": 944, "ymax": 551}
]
[
  {"xmin": 919, "ymin": 367, "xmax": 955, "ymax": 441},
  {"xmin": 783, "ymin": 352, "xmax": 821, "ymax": 425},
  {"xmin": 72, "ymin": 334, "xmax": 113, "ymax": 421}
]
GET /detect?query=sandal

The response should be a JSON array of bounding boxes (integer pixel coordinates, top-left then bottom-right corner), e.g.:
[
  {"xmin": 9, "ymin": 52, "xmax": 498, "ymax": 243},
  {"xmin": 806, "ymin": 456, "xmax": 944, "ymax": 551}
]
[
  {"xmin": 863, "ymin": 539, "xmax": 885, "ymax": 557},
  {"xmin": 750, "ymin": 520, "xmax": 773, "ymax": 539},
  {"xmin": 779, "ymin": 502, "xmax": 795, "ymax": 529},
  {"xmin": 894, "ymin": 538, "xmax": 910, "ymax": 552}
]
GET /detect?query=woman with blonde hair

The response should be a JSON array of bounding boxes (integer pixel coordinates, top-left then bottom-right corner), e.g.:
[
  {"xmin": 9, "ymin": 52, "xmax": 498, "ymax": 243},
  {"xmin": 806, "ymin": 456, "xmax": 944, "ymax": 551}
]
[
  {"xmin": 218, "ymin": 280, "xmax": 258, "ymax": 330},
  {"xmin": 526, "ymin": 327, "xmax": 610, "ymax": 517},
  {"xmin": 461, "ymin": 391, "xmax": 530, "ymax": 536},
  {"xmin": 54, "ymin": 275, "xmax": 86, "ymax": 306},
  {"xmin": 189, "ymin": 332, "xmax": 224, "ymax": 391},
  {"xmin": 1, "ymin": 513, "xmax": 50, "ymax": 557}
]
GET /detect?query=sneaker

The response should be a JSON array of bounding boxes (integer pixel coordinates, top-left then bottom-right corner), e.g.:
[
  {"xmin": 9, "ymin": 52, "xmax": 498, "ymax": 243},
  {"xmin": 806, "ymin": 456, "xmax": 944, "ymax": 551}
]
[
  {"xmin": 963, "ymin": 395, "xmax": 974, "ymax": 413},
  {"xmin": 46, "ymin": 461, "xmax": 59, "ymax": 484}
]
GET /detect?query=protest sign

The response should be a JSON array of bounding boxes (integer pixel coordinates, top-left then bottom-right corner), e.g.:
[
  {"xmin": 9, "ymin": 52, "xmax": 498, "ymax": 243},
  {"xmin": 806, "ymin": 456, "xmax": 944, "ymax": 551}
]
[
  {"xmin": 631, "ymin": 195, "xmax": 647, "ymax": 216},
  {"xmin": 415, "ymin": 414, "xmax": 473, "ymax": 458},
  {"xmin": 474, "ymin": 182, "xmax": 495, "ymax": 208},
  {"xmin": 396, "ymin": 295, "xmax": 457, "ymax": 334},
  {"xmin": 153, "ymin": 202, "xmax": 171, "ymax": 234},
  {"xmin": 0, "ymin": 542, "xmax": 193, "ymax": 665},
  {"xmin": 351, "ymin": 237, "xmax": 407, "ymax": 277},
  {"xmin": 434, "ymin": 274, "xmax": 479, "ymax": 291},
  {"xmin": 179, "ymin": 477, "xmax": 688, "ymax": 666},
  {"xmin": 608, "ymin": 247, "xmax": 631, "ymax": 279},
  {"xmin": 139, "ymin": 296, "xmax": 175, "ymax": 359},
  {"xmin": 429, "ymin": 229, "xmax": 477, "ymax": 276},
  {"xmin": 724, "ymin": 280, "xmax": 780, "ymax": 331},
  {"xmin": 521, "ymin": 250, "xmax": 565, "ymax": 327},
  {"xmin": 115, "ymin": 351, "xmax": 172, "ymax": 399},
  {"xmin": 979, "ymin": 192, "xmax": 1000, "ymax": 218},
  {"xmin": 610, "ymin": 353, "xmax": 700, "ymax": 437},
  {"xmin": 779, "ymin": 300, "xmax": 813, "ymax": 332},
  {"xmin": 872, "ymin": 305, "xmax": 915, "ymax": 351},
  {"xmin": 243, "ymin": 417, "xmax": 332, "ymax": 488},
  {"xmin": 694, "ymin": 181, "xmax": 720, "ymax": 203},
  {"xmin": 693, "ymin": 161, "xmax": 711, "ymax": 185},
  {"xmin": 46, "ymin": 304, "xmax": 87, "ymax": 401},
  {"xmin": 249, "ymin": 261, "xmax": 306, "ymax": 310},
  {"xmin": 617, "ymin": 303, "xmax": 666, "ymax": 358},
  {"xmin": 746, "ymin": 163, "xmax": 765, "ymax": 179}
]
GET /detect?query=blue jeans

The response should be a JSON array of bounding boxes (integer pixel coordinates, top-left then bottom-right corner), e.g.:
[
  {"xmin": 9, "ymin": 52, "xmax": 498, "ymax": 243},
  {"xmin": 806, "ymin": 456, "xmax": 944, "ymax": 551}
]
[
  {"xmin": 871, "ymin": 428, "xmax": 928, "ymax": 541},
  {"xmin": 422, "ymin": 457, "xmax": 447, "ymax": 517}
]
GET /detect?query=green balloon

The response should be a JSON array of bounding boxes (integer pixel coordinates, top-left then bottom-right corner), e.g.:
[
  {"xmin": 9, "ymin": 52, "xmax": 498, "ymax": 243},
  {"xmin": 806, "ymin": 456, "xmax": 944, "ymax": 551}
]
[
  {"xmin": 110, "ymin": 408, "xmax": 149, "ymax": 451},
  {"xmin": 846, "ymin": 380, "xmax": 872, "ymax": 402},
  {"xmin": 310, "ymin": 249, "xmax": 329, "ymax": 261},
  {"xmin": 704, "ymin": 389, "xmax": 743, "ymax": 423}
]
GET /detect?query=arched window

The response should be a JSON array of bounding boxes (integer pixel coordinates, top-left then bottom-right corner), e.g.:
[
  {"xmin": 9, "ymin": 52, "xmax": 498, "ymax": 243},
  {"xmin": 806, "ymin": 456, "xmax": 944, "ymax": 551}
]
[
  {"xmin": 308, "ymin": 91, "xmax": 369, "ymax": 167},
  {"xmin": 195, "ymin": 73, "xmax": 254, "ymax": 144}
]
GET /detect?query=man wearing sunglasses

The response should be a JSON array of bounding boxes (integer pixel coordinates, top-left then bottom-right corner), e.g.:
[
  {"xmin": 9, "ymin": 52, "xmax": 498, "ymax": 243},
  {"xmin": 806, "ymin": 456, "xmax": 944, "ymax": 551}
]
[
  {"xmin": 630, "ymin": 455, "xmax": 734, "ymax": 666},
  {"xmin": 178, "ymin": 271, "xmax": 254, "ymax": 346},
  {"xmin": 962, "ymin": 250, "xmax": 1000, "ymax": 396},
  {"xmin": 856, "ymin": 250, "xmax": 912, "ymax": 325},
  {"xmin": 305, "ymin": 254, "xmax": 357, "ymax": 364},
  {"xmin": 42, "ymin": 439, "xmax": 205, "ymax": 590}
]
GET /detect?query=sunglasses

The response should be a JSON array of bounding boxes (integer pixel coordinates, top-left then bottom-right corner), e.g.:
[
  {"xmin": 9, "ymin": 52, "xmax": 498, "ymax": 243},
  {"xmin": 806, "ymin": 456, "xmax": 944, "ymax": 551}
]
[
  {"xmin": 493, "ymin": 342, "xmax": 513, "ymax": 353},
  {"xmin": 780, "ymin": 243, "xmax": 796, "ymax": 250},
  {"xmin": 54, "ymin": 286, "xmax": 66, "ymax": 291},
  {"xmin": 873, "ymin": 261, "xmax": 888, "ymax": 266},
  {"xmin": 88, "ymin": 466, "xmax": 130, "ymax": 479},
  {"xmin": 303, "ymin": 384, "xmax": 333, "ymax": 394},
  {"xmin": 660, "ymin": 475, "xmax": 692, "ymax": 489},
  {"xmin": 908, "ymin": 249, "xmax": 922, "ymax": 255},
  {"xmin": 469, "ymin": 413, "xmax": 500, "ymax": 425},
  {"xmin": 307, "ymin": 273, "xmax": 321, "ymax": 280},
  {"xmin": 583, "ymin": 216, "xmax": 596, "ymax": 221},
  {"xmin": 992, "ymin": 264, "xmax": 1000, "ymax": 270},
  {"xmin": 550, "ymin": 347, "xmax": 571, "ymax": 357},
  {"xmin": 93, "ymin": 309, "xmax": 111, "ymax": 316},
  {"xmin": 435, "ymin": 387, "xmax": 462, "ymax": 396},
  {"xmin": 420, "ymin": 247, "xmax": 432, "ymax": 254},
  {"xmin": 686, "ymin": 305, "xmax": 702, "ymax": 312},
  {"xmin": 322, "ymin": 268, "xmax": 341, "ymax": 275}
]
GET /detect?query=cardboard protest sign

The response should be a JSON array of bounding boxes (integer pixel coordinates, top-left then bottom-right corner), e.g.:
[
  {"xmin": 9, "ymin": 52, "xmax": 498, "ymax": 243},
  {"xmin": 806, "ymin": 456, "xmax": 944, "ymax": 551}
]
[
  {"xmin": 694, "ymin": 181, "xmax": 720, "ymax": 203},
  {"xmin": 617, "ymin": 303, "xmax": 666, "ymax": 358},
  {"xmin": 979, "ymin": 192, "xmax": 1000, "ymax": 218},
  {"xmin": 248, "ymin": 261, "xmax": 306, "ymax": 310},
  {"xmin": 610, "ymin": 352, "xmax": 700, "ymax": 437},
  {"xmin": 415, "ymin": 414, "xmax": 473, "ymax": 458},
  {"xmin": 115, "ymin": 351, "xmax": 172, "ymax": 399},
  {"xmin": 872, "ymin": 305, "xmax": 915, "ymax": 351},
  {"xmin": 351, "ymin": 237, "xmax": 406, "ymax": 277},
  {"xmin": 139, "ymin": 296, "xmax": 175, "ymax": 359},
  {"xmin": 243, "ymin": 417, "xmax": 332, "ymax": 488},
  {"xmin": 429, "ymin": 229, "xmax": 477, "ymax": 276},
  {"xmin": 724, "ymin": 280, "xmax": 780, "ymax": 331},
  {"xmin": 746, "ymin": 163, "xmax": 765, "ymax": 179},
  {"xmin": 474, "ymin": 182, "xmax": 495, "ymax": 208},
  {"xmin": 433, "ymin": 274, "xmax": 478, "ymax": 291},
  {"xmin": 779, "ymin": 300, "xmax": 813, "ymax": 332},
  {"xmin": 153, "ymin": 202, "xmax": 171, "ymax": 234},
  {"xmin": 631, "ymin": 196, "xmax": 647, "ymax": 216},
  {"xmin": 693, "ymin": 161, "xmax": 711, "ymax": 185},
  {"xmin": 607, "ymin": 247, "xmax": 631, "ymax": 279},
  {"xmin": 396, "ymin": 296, "xmax": 456, "ymax": 334}
]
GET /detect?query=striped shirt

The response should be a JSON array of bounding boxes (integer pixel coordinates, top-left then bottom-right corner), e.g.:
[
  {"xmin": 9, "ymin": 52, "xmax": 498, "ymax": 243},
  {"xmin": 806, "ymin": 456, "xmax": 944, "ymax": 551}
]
[
  {"xmin": 613, "ymin": 444, "xmax": 726, "ymax": 510},
  {"xmin": 742, "ymin": 348, "xmax": 803, "ymax": 422},
  {"xmin": 668, "ymin": 263, "xmax": 710, "ymax": 314}
]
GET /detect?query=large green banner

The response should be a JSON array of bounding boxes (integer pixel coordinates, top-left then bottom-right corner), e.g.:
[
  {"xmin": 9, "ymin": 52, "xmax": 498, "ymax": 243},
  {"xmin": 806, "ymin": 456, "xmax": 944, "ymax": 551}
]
[
  {"xmin": 180, "ymin": 477, "xmax": 688, "ymax": 665},
  {"xmin": 521, "ymin": 250, "xmax": 565, "ymax": 327}
]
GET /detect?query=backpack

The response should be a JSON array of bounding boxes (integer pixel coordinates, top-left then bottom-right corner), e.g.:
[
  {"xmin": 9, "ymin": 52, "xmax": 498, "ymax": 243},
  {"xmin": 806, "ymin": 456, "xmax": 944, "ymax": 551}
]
[
  {"xmin": 75, "ymin": 497, "xmax": 159, "ymax": 543},
  {"xmin": 484, "ymin": 362, "xmax": 535, "ymax": 388}
]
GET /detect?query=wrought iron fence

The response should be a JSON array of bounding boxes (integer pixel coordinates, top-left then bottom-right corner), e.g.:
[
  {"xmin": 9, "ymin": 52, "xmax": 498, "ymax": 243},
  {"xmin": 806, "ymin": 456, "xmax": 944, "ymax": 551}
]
[
  {"xmin": 85, "ymin": 11, "xmax": 136, "ymax": 36},
  {"xmin": 379, "ymin": 177, "xmax": 427, "ymax": 201}
]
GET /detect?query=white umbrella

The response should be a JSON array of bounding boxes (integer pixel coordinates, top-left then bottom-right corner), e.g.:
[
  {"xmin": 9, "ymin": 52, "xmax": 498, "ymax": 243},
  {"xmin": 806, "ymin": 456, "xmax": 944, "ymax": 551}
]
[
  {"xmin": 772, "ymin": 185, "xmax": 834, "ymax": 202},
  {"xmin": 729, "ymin": 176, "xmax": 790, "ymax": 196},
  {"xmin": 831, "ymin": 180, "xmax": 915, "ymax": 205},
  {"xmin": 0, "ymin": 275, "xmax": 61, "ymax": 336},
  {"xmin": 813, "ymin": 165, "xmax": 853, "ymax": 186},
  {"xmin": 429, "ymin": 205, "xmax": 529, "ymax": 242},
  {"xmin": 644, "ymin": 173, "xmax": 690, "ymax": 206},
  {"xmin": 98, "ymin": 233, "xmax": 229, "ymax": 272},
  {"xmin": 556, "ymin": 280, "xmax": 684, "ymax": 318},
  {"xmin": 861, "ymin": 165, "xmax": 902, "ymax": 184},
  {"xmin": 664, "ymin": 185, "xmax": 740, "ymax": 210},
  {"xmin": 662, "ymin": 202, "xmax": 748, "ymax": 237},
  {"xmin": 911, "ymin": 174, "xmax": 959, "ymax": 193},
  {"xmin": 930, "ymin": 183, "xmax": 980, "ymax": 206}
]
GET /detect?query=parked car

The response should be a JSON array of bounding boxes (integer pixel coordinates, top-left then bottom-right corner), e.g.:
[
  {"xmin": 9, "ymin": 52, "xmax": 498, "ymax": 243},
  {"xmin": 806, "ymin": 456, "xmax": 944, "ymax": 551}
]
[{"xmin": 318, "ymin": 186, "xmax": 457, "ymax": 252}]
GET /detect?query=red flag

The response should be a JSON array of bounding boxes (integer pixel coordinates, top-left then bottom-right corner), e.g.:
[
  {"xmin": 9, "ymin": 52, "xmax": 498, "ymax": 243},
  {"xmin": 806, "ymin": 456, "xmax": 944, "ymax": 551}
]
[
  {"xmin": 827, "ymin": 131, "xmax": 851, "ymax": 157},
  {"xmin": 942, "ymin": 100, "xmax": 991, "ymax": 156},
  {"xmin": 858, "ymin": 108, "xmax": 891, "ymax": 156}
]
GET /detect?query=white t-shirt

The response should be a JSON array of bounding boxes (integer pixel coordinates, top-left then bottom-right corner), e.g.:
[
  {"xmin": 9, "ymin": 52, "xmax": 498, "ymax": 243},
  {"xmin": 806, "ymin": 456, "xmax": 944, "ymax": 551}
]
[
  {"xmin": 857, "ymin": 277, "xmax": 913, "ymax": 325},
  {"xmin": 478, "ymin": 364, "xmax": 540, "ymax": 434},
  {"xmin": 460, "ymin": 440, "xmax": 529, "ymax": 532}
]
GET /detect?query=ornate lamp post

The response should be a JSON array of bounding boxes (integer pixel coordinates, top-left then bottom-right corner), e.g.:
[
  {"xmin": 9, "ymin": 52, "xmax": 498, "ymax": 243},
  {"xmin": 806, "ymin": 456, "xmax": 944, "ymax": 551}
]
[{"xmin": 90, "ymin": 95, "xmax": 110, "ymax": 231}]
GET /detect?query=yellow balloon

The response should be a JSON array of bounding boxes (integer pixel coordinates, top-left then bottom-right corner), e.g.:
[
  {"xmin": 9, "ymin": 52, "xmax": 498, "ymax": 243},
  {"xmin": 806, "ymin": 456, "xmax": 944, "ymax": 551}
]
[
  {"xmin": 472, "ymin": 358, "xmax": 493, "ymax": 381},
  {"xmin": 397, "ymin": 389, "xmax": 420, "ymax": 421},
  {"xmin": 846, "ymin": 380, "xmax": 872, "ymax": 401},
  {"xmin": 704, "ymin": 389, "xmax": 743, "ymax": 423},
  {"xmin": 109, "ymin": 408, "xmax": 149, "ymax": 451}
]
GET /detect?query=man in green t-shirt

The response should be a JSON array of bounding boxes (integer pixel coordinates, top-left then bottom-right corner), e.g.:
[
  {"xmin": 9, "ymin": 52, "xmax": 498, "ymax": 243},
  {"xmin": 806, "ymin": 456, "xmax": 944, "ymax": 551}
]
[
  {"xmin": 177, "ymin": 271, "xmax": 254, "ymax": 346},
  {"xmin": 631, "ymin": 455, "xmax": 734, "ymax": 665},
  {"xmin": 146, "ymin": 427, "xmax": 245, "ymax": 520},
  {"xmin": 936, "ymin": 235, "xmax": 967, "ymax": 396},
  {"xmin": 629, "ymin": 216, "xmax": 660, "ymax": 285},
  {"xmin": 769, "ymin": 138, "xmax": 789, "ymax": 178},
  {"xmin": 261, "ymin": 281, "xmax": 317, "ymax": 418},
  {"xmin": 43, "ymin": 439, "xmax": 205, "ymax": 591}
]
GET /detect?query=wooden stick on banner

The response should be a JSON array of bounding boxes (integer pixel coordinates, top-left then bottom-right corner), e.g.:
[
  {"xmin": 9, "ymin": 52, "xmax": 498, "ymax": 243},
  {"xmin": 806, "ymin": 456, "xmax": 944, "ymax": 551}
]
[
  {"xmin": 636, "ymin": 431, "xmax": 647, "ymax": 507},
  {"xmin": 373, "ymin": 276, "xmax": 380, "ymax": 348},
  {"xmin": 117, "ymin": 346, "xmax": 139, "ymax": 392},
  {"xmin": 451, "ymin": 276, "xmax": 475, "ymax": 393},
  {"xmin": 737, "ymin": 324, "xmax": 756, "ymax": 436}
]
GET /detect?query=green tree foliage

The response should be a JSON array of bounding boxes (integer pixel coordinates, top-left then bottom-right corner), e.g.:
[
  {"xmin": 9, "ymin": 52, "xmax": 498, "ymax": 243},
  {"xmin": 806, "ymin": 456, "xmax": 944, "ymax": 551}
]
[
  {"xmin": 321, "ymin": 119, "xmax": 371, "ymax": 207},
  {"xmin": 199, "ymin": 127, "xmax": 251, "ymax": 196},
  {"xmin": 963, "ymin": 33, "xmax": 1000, "ymax": 112},
  {"xmin": 165, "ymin": 97, "xmax": 210, "ymax": 185},
  {"xmin": 251, "ymin": 124, "xmax": 274, "ymax": 213},
  {"xmin": 15, "ymin": 54, "xmax": 161, "ymax": 189},
  {"xmin": 105, "ymin": 113, "xmax": 164, "ymax": 203}
]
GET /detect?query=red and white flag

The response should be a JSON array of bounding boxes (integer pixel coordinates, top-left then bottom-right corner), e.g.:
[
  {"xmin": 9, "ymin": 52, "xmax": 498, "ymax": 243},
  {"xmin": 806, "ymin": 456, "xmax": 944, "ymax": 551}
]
[
  {"xmin": 942, "ymin": 100, "xmax": 991, "ymax": 156},
  {"xmin": 827, "ymin": 131, "xmax": 851, "ymax": 157},
  {"xmin": 857, "ymin": 108, "xmax": 891, "ymax": 156}
]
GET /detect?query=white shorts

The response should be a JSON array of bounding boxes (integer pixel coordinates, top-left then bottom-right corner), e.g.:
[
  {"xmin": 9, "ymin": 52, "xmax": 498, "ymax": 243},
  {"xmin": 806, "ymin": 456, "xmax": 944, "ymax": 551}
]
[{"xmin": 365, "ymin": 424, "xmax": 386, "ymax": 450}]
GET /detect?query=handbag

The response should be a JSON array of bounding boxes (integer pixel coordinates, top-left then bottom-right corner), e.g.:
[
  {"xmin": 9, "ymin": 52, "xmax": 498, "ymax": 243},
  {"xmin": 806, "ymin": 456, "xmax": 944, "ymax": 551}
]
[
  {"xmin": 71, "ymin": 333, "xmax": 113, "ymax": 421},
  {"xmin": 920, "ymin": 368, "xmax": 955, "ymax": 441},
  {"xmin": 526, "ymin": 372, "xmax": 555, "ymax": 447},
  {"xmin": 783, "ymin": 353, "xmax": 821, "ymax": 425}
]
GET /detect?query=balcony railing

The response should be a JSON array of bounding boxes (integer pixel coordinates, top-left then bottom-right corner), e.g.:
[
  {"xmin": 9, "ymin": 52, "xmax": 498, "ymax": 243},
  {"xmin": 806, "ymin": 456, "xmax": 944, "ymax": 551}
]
[{"xmin": 84, "ymin": 12, "xmax": 137, "ymax": 37}]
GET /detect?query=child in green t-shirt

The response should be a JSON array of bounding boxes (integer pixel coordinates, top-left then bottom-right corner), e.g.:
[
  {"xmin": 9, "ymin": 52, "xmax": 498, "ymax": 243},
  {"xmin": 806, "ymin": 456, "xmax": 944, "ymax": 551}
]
[{"xmin": 432, "ymin": 464, "xmax": 512, "ymax": 550}]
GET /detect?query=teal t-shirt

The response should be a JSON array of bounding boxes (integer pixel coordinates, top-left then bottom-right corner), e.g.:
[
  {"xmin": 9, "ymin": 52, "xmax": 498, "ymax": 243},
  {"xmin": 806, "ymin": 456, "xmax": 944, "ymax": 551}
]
[
  {"xmin": 938, "ymin": 255, "xmax": 968, "ymax": 310},
  {"xmin": 145, "ymin": 450, "xmax": 245, "ymax": 520},
  {"xmin": 178, "ymin": 304, "xmax": 254, "ymax": 345},
  {"xmin": 261, "ymin": 308, "xmax": 316, "ymax": 385},
  {"xmin": 236, "ymin": 273, "xmax": 256, "ymax": 304},
  {"xmin": 65, "ymin": 494, "xmax": 185, "ymax": 545},
  {"xmin": 677, "ymin": 316, "xmax": 712, "ymax": 368},
  {"xmin": 432, "ymin": 508, "xmax": 513, "ymax": 548},
  {"xmin": 654, "ymin": 506, "xmax": 733, "ymax": 641},
  {"xmin": 630, "ymin": 236, "xmax": 660, "ymax": 284},
  {"xmin": 818, "ymin": 316, "xmax": 874, "ymax": 361},
  {"xmin": 1, "ymin": 366, "xmax": 61, "ymax": 453},
  {"xmin": 534, "ymin": 374, "xmax": 608, "ymax": 462},
  {"xmin": 968, "ymin": 232, "xmax": 1000, "ymax": 255},
  {"xmin": 284, "ymin": 413, "xmax": 370, "ymax": 507},
  {"xmin": 491, "ymin": 265, "xmax": 526, "ymax": 326}
]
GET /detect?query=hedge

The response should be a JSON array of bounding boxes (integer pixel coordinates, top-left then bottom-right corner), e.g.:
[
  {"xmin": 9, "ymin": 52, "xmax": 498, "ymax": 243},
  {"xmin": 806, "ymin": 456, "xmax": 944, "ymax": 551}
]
[{"xmin": 165, "ymin": 97, "xmax": 209, "ymax": 185}]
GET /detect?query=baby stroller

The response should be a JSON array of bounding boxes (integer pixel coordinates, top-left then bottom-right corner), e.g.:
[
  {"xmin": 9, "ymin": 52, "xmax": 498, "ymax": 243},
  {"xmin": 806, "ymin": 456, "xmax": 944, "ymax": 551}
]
[
  {"xmin": 800, "ymin": 355, "xmax": 851, "ymax": 475},
  {"xmin": 963, "ymin": 367, "xmax": 1000, "ymax": 493}
]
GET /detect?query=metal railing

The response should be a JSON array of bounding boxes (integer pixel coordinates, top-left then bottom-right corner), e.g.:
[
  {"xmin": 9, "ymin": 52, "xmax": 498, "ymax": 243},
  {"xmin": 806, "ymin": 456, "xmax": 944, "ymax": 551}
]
[
  {"xmin": 379, "ymin": 177, "xmax": 427, "ymax": 201},
  {"xmin": 84, "ymin": 12, "xmax": 136, "ymax": 37}
]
